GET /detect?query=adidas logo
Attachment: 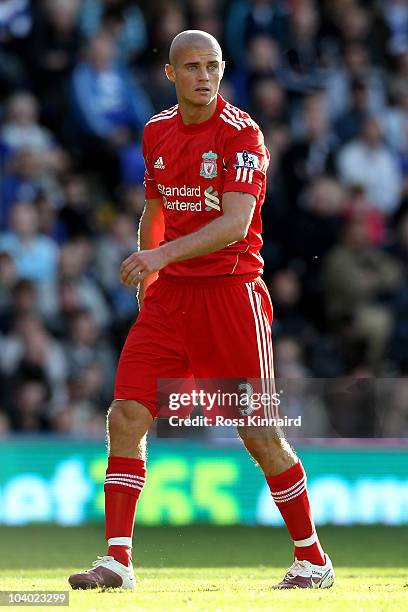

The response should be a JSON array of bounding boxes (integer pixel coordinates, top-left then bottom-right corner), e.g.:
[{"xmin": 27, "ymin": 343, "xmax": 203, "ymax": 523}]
[{"xmin": 154, "ymin": 156, "xmax": 165, "ymax": 169}]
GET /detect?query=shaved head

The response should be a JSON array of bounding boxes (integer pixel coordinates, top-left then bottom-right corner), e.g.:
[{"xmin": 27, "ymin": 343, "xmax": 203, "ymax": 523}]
[
  {"xmin": 165, "ymin": 29, "xmax": 225, "ymax": 118},
  {"xmin": 169, "ymin": 30, "xmax": 222, "ymax": 66}
]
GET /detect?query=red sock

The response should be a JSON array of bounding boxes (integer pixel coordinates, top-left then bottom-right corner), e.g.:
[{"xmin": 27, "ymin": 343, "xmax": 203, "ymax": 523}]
[
  {"xmin": 104, "ymin": 456, "xmax": 146, "ymax": 566},
  {"xmin": 266, "ymin": 460, "xmax": 325, "ymax": 565}
]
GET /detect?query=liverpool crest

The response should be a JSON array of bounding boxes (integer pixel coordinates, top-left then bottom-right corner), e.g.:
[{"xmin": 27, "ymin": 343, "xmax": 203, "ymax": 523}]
[{"xmin": 200, "ymin": 151, "xmax": 218, "ymax": 179}]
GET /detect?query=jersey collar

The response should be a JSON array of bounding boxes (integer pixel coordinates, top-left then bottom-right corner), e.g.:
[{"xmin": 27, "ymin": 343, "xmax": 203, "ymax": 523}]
[{"xmin": 177, "ymin": 94, "xmax": 226, "ymax": 134}]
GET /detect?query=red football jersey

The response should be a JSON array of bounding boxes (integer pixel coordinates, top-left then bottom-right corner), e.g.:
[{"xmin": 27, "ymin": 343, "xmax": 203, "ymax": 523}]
[{"xmin": 143, "ymin": 94, "xmax": 270, "ymax": 277}]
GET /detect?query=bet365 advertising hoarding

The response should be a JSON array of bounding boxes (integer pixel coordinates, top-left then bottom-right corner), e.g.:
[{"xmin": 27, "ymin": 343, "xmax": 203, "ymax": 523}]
[{"xmin": 0, "ymin": 439, "xmax": 407, "ymax": 526}]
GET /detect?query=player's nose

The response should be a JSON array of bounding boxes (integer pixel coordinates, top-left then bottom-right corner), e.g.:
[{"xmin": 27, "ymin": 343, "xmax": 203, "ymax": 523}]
[{"xmin": 197, "ymin": 67, "xmax": 210, "ymax": 81}]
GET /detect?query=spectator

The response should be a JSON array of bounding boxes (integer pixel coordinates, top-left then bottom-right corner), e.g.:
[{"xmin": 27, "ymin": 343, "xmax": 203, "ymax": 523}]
[
  {"xmin": 1, "ymin": 148, "xmax": 62, "ymax": 227},
  {"xmin": 382, "ymin": 85, "xmax": 408, "ymax": 202},
  {"xmin": 338, "ymin": 115, "xmax": 403, "ymax": 214},
  {"xmin": 335, "ymin": 3, "xmax": 372, "ymax": 47},
  {"xmin": 388, "ymin": 210, "xmax": 408, "ymax": 267},
  {"xmin": 147, "ymin": 1, "xmax": 187, "ymax": 63},
  {"xmin": 139, "ymin": 56, "xmax": 177, "ymax": 112},
  {"xmin": 274, "ymin": 336, "xmax": 308, "ymax": 378},
  {"xmin": 343, "ymin": 185, "xmax": 386, "ymax": 246},
  {"xmin": 35, "ymin": 192, "xmax": 62, "ymax": 243},
  {"xmin": 0, "ymin": 0, "xmax": 33, "ymax": 92},
  {"xmin": 380, "ymin": 0, "xmax": 408, "ymax": 56},
  {"xmin": 71, "ymin": 31, "xmax": 153, "ymax": 140},
  {"xmin": 119, "ymin": 184, "xmax": 146, "ymax": 218},
  {"xmin": 381, "ymin": 81, "xmax": 408, "ymax": 153},
  {"xmin": 285, "ymin": 176, "xmax": 346, "ymax": 270},
  {"xmin": 388, "ymin": 47, "xmax": 408, "ymax": 100},
  {"xmin": 0, "ymin": 201, "xmax": 58, "ymax": 285},
  {"xmin": 58, "ymin": 174, "xmax": 94, "ymax": 240},
  {"xmin": 95, "ymin": 214, "xmax": 138, "ymax": 317},
  {"xmin": 28, "ymin": 0, "xmax": 82, "ymax": 134},
  {"xmin": 388, "ymin": 282, "xmax": 408, "ymax": 372},
  {"xmin": 268, "ymin": 269, "xmax": 312, "ymax": 341},
  {"xmin": 317, "ymin": 0, "xmax": 357, "ymax": 66},
  {"xmin": 0, "ymin": 92, "xmax": 66, "ymax": 172},
  {"xmin": 0, "ymin": 1, "xmax": 32, "ymax": 49},
  {"xmin": 79, "ymin": 0, "xmax": 148, "ymax": 64},
  {"xmin": 233, "ymin": 34, "xmax": 284, "ymax": 108},
  {"xmin": 323, "ymin": 368, "xmax": 378, "ymax": 437},
  {"xmin": 187, "ymin": 0, "xmax": 222, "ymax": 40},
  {"xmin": 282, "ymin": 92, "xmax": 338, "ymax": 207},
  {"xmin": 277, "ymin": 377, "xmax": 330, "ymax": 438},
  {"xmin": 322, "ymin": 217, "xmax": 403, "ymax": 367},
  {"xmin": 280, "ymin": 176, "xmax": 346, "ymax": 326},
  {"xmin": 10, "ymin": 379, "xmax": 50, "ymax": 431},
  {"xmin": 285, "ymin": 0, "xmax": 325, "ymax": 93},
  {"xmin": 70, "ymin": 31, "xmax": 153, "ymax": 188},
  {"xmin": 326, "ymin": 42, "xmax": 386, "ymax": 121},
  {"xmin": 262, "ymin": 120, "xmax": 290, "ymax": 187},
  {"xmin": 0, "ymin": 278, "xmax": 39, "ymax": 333},
  {"xmin": 334, "ymin": 79, "xmax": 369, "ymax": 145},
  {"xmin": 0, "ymin": 313, "xmax": 67, "ymax": 400},
  {"xmin": 387, "ymin": 212, "xmax": 408, "ymax": 371},
  {"xmin": 246, "ymin": 34, "xmax": 282, "ymax": 79},
  {"xmin": 225, "ymin": 0, "xmax": 291, "ymax": 66},
  {"xmin": 50, "ymin": 366, "xmax": 107, "ymax": 436},
  {"xmin": 0, "ymin": 251, "xmax": 18, "ymax": 316},
  {"xmin": 0, "ymin": 410, "xmax": 11, "ymax": 436},
  {"xmin": 63, "ymin": 309, "xmax": 116, "ymax": 404},
  {"xmin": 51, "ymin": 240, "xmax": 111, "ymax": 329},
  {"xmin": 250, "ymin": 77, "xmax": 287, "ymax": 129},
  {"xmin": 382, "ymin": 378, "xmax": 408, "ymax": 435}
]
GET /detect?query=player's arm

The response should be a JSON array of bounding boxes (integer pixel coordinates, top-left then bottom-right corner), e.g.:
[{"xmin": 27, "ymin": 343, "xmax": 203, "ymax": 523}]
[
  {"xmin": 120, "ymin": 192, "xmax": 255, "ymax": 285},
  {"xmin": 161, "ymin": 191, "xmax": 255, "ymax": 260},
  {"xmin": 136, "ymin": 198, "xmax": 164, "ymax": 305}
]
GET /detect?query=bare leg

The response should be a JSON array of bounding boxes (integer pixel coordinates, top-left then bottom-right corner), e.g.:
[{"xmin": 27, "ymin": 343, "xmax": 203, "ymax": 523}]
[
  {"xmin": 68, "ymin": 399, "xmax": 154, "ymax": 589},
  {"xmin": 238, "ymin": 425, "xmax": 297, "ymax": 476},
  {"xmin": 104, "ymin": 400, "xmax": 152, "ymax": 565},
  {"xmin": 107, "ymin": 399, "xmax": 154, "ymax": 459},
  {"xmin": 238, "ymin": 425, "xmax": 326, "ymax": 571}
]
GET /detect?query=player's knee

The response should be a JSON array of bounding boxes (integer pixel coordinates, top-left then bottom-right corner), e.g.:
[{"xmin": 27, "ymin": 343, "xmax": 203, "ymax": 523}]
[
  {"xmin": 240, "ymin": 435, "xmax": 269, "ymax": 461},
  {"xmin": 240, "ymin": 432, "xmax": 291, "ymax": 461},
  {"xmin": 107, "ymin": 402, "xmax": 123, "ymax": 434},
  {"xmin": 107, "ymin": 399, "xmax": 152, "ymax": 435},
  {"xmin": 107, "ymin": 400, "xmax": 135, "ymax": 432}
]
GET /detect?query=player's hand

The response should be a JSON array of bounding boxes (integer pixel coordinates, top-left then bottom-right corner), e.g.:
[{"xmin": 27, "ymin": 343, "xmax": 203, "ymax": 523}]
[{"xmin": 120, "ymin": 248, "xmax": 168, "ymax": 286}]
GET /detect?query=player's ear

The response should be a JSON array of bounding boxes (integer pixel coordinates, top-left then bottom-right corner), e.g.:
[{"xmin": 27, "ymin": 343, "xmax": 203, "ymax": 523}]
[
  {"xmin": 220, "ymin": 61, "xmax": 225, "ymax": 80},
  {"xmin": 165, "ymin": 64, "xmax": 176, "ymax": 82}
]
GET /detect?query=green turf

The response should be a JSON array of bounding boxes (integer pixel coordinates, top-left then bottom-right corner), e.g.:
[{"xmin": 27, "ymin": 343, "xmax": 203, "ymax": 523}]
[{"xmin": 0, "ymin": 525, "xmax": 407, "ymax": 610}]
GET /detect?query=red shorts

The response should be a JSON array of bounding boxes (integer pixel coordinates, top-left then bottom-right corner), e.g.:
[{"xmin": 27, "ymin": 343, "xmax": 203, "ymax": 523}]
[{"xmin": 114, "ymin": 273, "xmax": 275, "ymax": 418}]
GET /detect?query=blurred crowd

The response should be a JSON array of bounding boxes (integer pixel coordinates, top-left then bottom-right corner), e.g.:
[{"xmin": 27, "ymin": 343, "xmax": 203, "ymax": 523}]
[{"xmin": 0, "ymin": 0, "xmax": 407, "ymax": 437}]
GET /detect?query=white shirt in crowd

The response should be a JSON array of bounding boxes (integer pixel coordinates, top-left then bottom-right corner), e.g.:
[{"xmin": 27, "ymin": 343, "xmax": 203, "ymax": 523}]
[{"xmin": 337, "ymin": 140, "xmax": 402, "ymax": 214}]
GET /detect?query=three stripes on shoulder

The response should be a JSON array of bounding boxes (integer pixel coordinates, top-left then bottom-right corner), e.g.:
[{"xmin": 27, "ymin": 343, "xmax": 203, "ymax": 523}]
[{"xmin": 146, "ymin": 103, "xmax": 256, "ymax": 131}]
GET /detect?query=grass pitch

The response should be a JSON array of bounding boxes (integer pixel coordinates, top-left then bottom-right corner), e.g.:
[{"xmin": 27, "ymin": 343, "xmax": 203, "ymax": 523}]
[{"xmin": 0, "ymin": 525, "xmax": 407, "ymax": 611}]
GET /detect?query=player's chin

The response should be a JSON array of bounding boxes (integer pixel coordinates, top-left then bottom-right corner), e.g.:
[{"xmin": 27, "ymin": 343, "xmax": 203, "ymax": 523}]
[{"xmin": 192, "ymin": 90, "xmax": 213, "ymax": 104}]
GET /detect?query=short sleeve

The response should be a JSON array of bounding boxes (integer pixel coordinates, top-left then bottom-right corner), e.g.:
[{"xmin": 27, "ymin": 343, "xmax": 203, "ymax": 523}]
[
  {"xmin": 223, "ymin": 126, "xmax": 269, "ymax": 198},
  {"xmin": 142, "ymin": 128, "xmax": 161, "ymax": 199}
]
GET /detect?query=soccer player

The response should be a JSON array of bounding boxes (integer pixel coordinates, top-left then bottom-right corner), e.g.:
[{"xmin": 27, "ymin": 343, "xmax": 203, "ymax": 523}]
[{"xmin": 68, "ymin": 30, "xmax": 334, "ymax": 591}]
